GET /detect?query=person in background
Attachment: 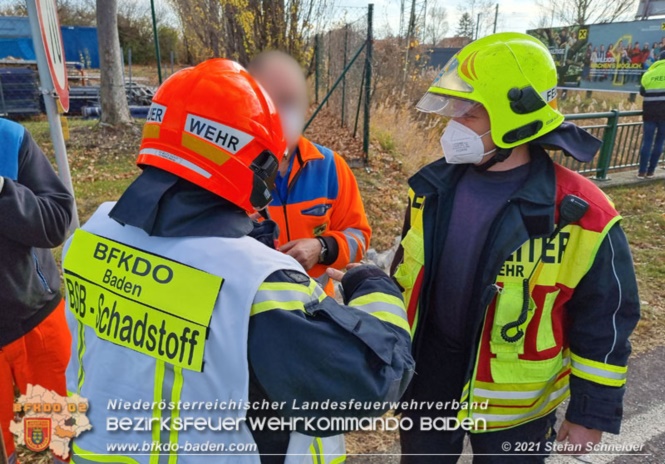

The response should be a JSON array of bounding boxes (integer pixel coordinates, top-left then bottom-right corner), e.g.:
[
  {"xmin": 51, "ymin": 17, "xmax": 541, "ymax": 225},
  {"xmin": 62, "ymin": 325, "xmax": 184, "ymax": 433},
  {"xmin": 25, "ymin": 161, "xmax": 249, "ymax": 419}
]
[
  {"xmin": 0, "ymin": 118, "xmax": 74, "ymax": 464},
  {"xmin": 248, "ymin": 51, "xmax": 371, "ymax": 296},
  {"xmin": 638, "ymin": 59, "xmax": 665, "ymax": 178}
]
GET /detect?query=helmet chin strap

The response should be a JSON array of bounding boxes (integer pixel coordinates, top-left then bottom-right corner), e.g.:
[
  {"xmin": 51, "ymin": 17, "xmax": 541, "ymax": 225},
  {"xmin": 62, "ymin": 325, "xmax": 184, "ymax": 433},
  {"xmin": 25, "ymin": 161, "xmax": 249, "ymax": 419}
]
[{"xmin": 474, "ymin": 147, "xmax": 513, "ymax": 172}]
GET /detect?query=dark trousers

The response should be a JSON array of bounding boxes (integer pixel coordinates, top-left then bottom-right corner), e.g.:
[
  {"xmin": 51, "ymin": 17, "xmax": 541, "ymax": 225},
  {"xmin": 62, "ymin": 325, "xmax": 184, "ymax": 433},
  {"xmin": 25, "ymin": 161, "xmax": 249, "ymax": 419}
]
[
  {"xmin": 638, "ymin": 120, "xmax": 665, "ymax": 175},
  {"xmin": 400, "ymin": 410, "xmax": 557, "ymax": 464},
  {"xmin": 399, "ymin": 329, "xmax": 557, "ymax": 463}
]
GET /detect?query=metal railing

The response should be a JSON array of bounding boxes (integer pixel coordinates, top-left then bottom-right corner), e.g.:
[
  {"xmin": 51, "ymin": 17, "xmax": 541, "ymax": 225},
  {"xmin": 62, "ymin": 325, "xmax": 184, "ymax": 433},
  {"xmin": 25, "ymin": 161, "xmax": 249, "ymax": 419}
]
[{"xmin": 555, "ymin": 110, "xmax": 645, "ymax": 180}]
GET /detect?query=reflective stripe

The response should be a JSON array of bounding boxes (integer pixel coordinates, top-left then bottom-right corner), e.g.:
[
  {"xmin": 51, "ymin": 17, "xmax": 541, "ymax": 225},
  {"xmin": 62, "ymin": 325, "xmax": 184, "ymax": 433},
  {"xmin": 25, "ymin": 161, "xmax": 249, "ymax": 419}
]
[
  {"xmin": 77, "ymin": 322, "xmax": 86, "ymax": 392},
  {"xmin": 252, "ymin": 280, "xmax": 326, "ymax": 316},
  {"xmin": 311, "ymin": 437, "xmax": 324, "ymax": 464},
  {"xmin": 330, "ymin": 457, "xmax": 346, "ymax": 464},
  {"xmin": 474, "ymin": 357, "xmax": 570, "ymax": 400},
  {"xmin": 472, "ymin": 383, "xmax": 569, "ymax": 423},
  {"xmin": 570, "ymin": 353, "xmax": 627, "ymax": 387},
  {"xmin": 343, "ymin": 228, "xmax": 366, "ymax": 262},
  {"xmin": 72, "ymin": 442, "xmax": 139, "ymax": 463},
  {"xmin": 643, "ymin": 95, "xmax": 665, "ymax": 102},
  {"xmin": 150, "ymin": 361, "xmax": 166, "ymax": 464},
  {"xmin": 348, "ymin": 292, "xmax": 409, "ymax": 333},
  {"xmin": 167, "ymin": 367, "xmax": 184, "ymax": 464},
  {"xmin": 344, "ymin": 233, "xmax": 359, "ymax": 263}
]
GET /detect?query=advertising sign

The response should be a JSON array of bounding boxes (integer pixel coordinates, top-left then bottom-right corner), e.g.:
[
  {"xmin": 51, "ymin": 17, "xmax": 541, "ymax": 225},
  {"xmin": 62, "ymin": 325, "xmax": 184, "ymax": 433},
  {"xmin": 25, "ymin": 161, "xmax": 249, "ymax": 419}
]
[{"xmin": 528, "ymin": 19, "xmax": 665, "ymax": 92}]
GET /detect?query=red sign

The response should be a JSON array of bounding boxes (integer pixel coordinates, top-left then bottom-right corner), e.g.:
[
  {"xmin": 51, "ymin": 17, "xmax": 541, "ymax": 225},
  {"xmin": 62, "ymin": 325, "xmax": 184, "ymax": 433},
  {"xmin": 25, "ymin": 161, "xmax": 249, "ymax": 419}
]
[
  {"xmin": 24, "ymin": 417, "xmax": 52, "ymax": 453},
  {"xmin": 35, "ymin": 0, "xmax": 69, "ymax": 112}
]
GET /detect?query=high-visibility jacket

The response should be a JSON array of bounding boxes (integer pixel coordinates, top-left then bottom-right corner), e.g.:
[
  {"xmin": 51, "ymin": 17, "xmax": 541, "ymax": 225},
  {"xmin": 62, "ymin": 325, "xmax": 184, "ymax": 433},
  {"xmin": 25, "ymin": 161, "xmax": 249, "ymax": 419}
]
[
  {"xmin": 640, "ymin": 59, "xmax": 665, "ymax": 121},
  {"xmin": 268, "ymin": 137, "xmax": 371, "ymax": 295},
  {"xmin": 65, "ymin": 200, "xmax": 412, "ymax": 463},
  {"xmin": 392, "ymin": 149, "xmax": 640, "ymax": 434}
]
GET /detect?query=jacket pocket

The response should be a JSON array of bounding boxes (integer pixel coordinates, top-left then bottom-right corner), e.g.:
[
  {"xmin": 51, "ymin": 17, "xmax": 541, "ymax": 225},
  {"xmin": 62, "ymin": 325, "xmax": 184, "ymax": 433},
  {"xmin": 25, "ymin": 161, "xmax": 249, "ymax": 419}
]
[
  {"xmin": 490, "ymin": 283, "xmax": 563, "ymax": 384},
  {"xmin": 536, "ymin": 289, "xmax": 560, "ymax": 352},
  {"xmin": 490, "ymin": 281, "xmax": 535, "ymax": 356},
  {"xmin": 32, "ymin": 251, "xmax": 53, "ymax": 293},
  {"xmin": 490, "ymin": 352, "xmax": 563, "ymax": 384},
  {"xmin": 393, "ymin": 228, "xmax": 425, "ymax": 291}
]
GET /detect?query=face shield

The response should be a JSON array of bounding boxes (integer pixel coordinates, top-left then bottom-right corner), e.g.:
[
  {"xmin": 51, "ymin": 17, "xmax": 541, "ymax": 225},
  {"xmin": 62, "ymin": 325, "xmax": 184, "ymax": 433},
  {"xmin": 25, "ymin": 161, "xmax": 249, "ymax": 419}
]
[{"xmin": 416, "ymin": 55, "xmax": 482, "ymax": 118}]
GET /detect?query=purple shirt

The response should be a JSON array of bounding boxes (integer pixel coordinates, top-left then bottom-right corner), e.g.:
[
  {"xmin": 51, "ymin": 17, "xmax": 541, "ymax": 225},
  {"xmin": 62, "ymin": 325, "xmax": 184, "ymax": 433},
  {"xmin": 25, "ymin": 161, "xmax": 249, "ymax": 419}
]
[{"xmin": 428, "ymin": 163, "xmax": 530, "ymax": 351}]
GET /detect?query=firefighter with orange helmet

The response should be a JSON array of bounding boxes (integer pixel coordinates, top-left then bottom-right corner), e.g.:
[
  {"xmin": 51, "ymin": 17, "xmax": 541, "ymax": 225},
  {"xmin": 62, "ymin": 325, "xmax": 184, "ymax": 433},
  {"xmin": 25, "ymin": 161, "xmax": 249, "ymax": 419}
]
[{"xmin": 62, "ymin": 59, "xmax": 414, "ymax": 463}]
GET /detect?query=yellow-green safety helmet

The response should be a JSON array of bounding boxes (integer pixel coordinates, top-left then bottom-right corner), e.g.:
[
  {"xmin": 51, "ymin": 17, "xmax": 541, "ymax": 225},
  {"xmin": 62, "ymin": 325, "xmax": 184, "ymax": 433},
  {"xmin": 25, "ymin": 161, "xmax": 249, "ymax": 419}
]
[{"xmin": 417, "ymin": 32, "xmax": 564, "ymax": 149}]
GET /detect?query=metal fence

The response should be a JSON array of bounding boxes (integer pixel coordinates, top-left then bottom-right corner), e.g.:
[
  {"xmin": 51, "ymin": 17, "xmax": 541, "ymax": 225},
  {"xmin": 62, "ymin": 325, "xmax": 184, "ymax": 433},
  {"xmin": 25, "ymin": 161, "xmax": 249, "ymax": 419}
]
[
  {"xmin": 554, "ymin": 110, "xmax": 647, "ymax": 180},
  {"xmin": 306, "ymin": 4, "xmax": 373, "ymax": 163}
]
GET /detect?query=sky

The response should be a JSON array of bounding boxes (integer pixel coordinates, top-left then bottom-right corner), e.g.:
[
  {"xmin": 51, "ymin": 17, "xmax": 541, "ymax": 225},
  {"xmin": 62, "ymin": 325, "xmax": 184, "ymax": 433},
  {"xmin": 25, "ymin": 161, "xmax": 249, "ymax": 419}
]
[{"xmin": 333, "ymin": 0, "xmax": 558, "ymax": 37}]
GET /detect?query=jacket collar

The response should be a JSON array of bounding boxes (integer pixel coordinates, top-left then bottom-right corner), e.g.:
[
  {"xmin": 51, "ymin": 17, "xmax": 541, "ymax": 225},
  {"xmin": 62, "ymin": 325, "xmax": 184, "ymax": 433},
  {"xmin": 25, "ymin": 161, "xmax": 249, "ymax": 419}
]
[
  {"xmin": 409, "ymin": 147, "xmax": 556, "ymax": 238},
  {"xmin": 286, "ymin": 136, "xmax": 326, "ymax": 186},
  {"xmin": 110, "ymin": 167, "xmax": 253, "ymax": 238}
]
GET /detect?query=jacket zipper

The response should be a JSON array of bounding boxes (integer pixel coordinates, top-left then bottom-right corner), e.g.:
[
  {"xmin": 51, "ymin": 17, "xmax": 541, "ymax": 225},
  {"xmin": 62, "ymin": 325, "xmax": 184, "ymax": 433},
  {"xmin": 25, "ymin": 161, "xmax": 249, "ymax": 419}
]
[
  {"xmin": 32, "ymin": 251, "xmax": 53, "ymax": 293},
  {"xmin": 282, "ymin": 156, "xmax": 307, "ymax": 243}
]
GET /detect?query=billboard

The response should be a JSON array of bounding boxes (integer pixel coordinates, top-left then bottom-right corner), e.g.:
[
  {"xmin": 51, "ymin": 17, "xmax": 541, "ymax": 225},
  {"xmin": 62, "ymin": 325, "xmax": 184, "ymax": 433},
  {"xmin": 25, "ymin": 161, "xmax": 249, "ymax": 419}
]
[{"xmin": 528, "ymin": 19, "xmax": 665, "ymax": 92}]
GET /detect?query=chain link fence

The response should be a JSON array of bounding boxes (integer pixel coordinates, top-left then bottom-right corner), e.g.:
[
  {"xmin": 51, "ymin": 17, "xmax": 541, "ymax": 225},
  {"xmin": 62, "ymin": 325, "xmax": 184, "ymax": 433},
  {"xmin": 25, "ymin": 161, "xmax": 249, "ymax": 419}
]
[{"xmin": 307, "ymin": 4, "xmax": 373, "ymax": 163}]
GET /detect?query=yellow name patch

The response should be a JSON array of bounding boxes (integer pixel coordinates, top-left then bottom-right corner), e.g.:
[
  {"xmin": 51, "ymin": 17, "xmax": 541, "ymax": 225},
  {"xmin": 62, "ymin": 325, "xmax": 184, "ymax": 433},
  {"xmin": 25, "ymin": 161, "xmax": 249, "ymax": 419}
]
[{"xmin": 63, "ymin": 230, "xmax": 222, "ymax": 372}]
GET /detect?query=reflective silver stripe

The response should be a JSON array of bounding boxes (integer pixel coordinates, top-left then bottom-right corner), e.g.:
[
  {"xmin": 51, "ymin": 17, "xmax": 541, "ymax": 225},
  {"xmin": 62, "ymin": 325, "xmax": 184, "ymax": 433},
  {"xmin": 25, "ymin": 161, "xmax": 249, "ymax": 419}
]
[
  {"xmin": 344, "ymin": 233, "xmax": 359, "ymax": 263},
  {"xmin": 351, "ymin": 301, "xmax": 406, "ymax": 319},
  {"xmin": 571, "ymin": 359, "xmax": 627, "ymax": 381},
  {"xmin": 643, "ymin": 96, "xmax": 665, "ymax": 102},
  {"xmin": 139, "ymin": 148, "xmax": 211, "ymax": 178},
  {"xmin": 344, "ymin": 228, "xmax": 366, "ymax": 262},
  {"xmin": 254, "ymin": 288, "xmax": 320, "ymax": 305},
  {"xmin": 474, "ymin": 358, "xmax": 570, "ymax": 400},
  {"xmin": 473, "ymin": 384, "xmax": 569, "ymax": 422},
  {"xmin": 345, "ymin": 228, "xmax": 366, "ymax": 249}
]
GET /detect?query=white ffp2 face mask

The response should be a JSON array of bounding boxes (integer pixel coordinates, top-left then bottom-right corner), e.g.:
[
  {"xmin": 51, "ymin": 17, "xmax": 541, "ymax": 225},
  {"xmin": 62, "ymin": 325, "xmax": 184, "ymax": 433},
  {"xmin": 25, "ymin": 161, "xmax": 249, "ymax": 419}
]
[
  {"xmin": 279, "ymin": 106, "xmax": 305, "ymax": 150},
  {"xmin": 440, "ymin": 120, "xmax": 496, "ymax": 164}
]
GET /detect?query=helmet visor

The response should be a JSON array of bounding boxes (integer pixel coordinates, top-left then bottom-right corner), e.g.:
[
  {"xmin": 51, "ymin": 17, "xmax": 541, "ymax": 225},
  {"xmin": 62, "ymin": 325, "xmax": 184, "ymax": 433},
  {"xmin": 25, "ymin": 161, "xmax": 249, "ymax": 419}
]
[{"xmin": 416, "ymin": 93, "xmax": 482, "ymax": 118}]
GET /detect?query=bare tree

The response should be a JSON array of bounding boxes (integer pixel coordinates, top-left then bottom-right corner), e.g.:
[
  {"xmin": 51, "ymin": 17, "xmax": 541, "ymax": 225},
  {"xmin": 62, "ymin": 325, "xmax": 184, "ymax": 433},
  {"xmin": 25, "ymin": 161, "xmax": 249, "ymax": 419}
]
[
  {"xmin": 96, "ymin": 0, "xmax": 131, "ymax": 125},
  {"xmin": 425, "ymin": 4, "xmax": 449, "ymax": 46},
  {"xmin": 168, "ymin": 0, "xmax": 332, "ymax": 66},
  {"xmin": 536, "ymin": 0, "xmax": 636, "ymax": 25}
]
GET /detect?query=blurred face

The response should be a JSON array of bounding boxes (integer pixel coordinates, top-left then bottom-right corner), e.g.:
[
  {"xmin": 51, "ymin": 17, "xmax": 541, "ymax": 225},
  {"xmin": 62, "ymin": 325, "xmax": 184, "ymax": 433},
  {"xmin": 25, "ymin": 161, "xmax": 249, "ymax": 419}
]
[{"xmin": 250, "ymin": 56, "xmax": 308, "ymax": 155}]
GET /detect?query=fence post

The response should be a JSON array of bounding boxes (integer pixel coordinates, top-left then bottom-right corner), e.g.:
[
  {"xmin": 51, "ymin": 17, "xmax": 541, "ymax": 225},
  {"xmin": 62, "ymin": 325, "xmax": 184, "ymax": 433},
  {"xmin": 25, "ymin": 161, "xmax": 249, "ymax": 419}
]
[
  {"xmin": 596, "ymin": 109, "xmax": 619, "ymax": 180},
  {"xmin": 341, "ymin": 24, "xmax": 349, "ymax": 127},
  {"xmin": 363, "ymin": 3, "xmax": 374, "ymax": 163},
  {"xmin": 314, "ymin": 34, "xmax": 320, "ymax": 104},
  {"xmin": 150, "ymin": 0, "xmax": 162, "ymax": 84}
]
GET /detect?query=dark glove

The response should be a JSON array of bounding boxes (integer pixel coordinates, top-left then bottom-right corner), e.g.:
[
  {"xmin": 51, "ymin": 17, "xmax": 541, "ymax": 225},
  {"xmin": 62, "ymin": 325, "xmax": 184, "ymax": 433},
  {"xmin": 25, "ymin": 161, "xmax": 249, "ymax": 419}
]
[{"xmin": 249, "ymin": 219, "xmax": 280, "ymax": 250}]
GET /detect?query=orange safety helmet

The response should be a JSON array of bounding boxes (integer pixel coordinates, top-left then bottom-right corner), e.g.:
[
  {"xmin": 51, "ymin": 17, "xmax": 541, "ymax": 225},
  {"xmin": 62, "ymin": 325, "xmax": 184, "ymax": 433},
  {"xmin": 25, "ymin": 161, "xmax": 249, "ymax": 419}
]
[{"xmin": 137, "ymin": 59, "xmax": 286, "ymax": 212}]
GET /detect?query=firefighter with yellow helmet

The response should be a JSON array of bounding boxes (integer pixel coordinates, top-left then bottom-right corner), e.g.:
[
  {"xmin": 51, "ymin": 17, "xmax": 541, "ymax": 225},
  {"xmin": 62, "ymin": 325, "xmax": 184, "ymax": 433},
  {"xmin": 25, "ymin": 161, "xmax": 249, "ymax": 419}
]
[
  {"xmin": 63, "ymin": 59, "xmax": 414, "ymax": 463},
  {"xmin": 391, "ymin": 32, "xmax": 640, "ymax": 462}
]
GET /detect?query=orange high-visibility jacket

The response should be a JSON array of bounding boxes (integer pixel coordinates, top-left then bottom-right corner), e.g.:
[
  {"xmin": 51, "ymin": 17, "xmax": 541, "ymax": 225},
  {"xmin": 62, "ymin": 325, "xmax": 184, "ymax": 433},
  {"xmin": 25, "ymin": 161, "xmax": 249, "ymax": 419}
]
[{"xmin": 268, "ymin": 137, "xmax": 371, "ymax": 295}]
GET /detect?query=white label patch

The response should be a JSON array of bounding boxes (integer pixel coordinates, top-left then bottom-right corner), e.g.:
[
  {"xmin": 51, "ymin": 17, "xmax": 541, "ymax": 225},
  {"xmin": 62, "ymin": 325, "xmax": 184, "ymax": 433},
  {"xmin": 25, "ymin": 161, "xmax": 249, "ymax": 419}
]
[
  {"xmin": 146, "ymin": 102, "xmax": 167, "ymax": 123},
  {"xmin": 184, "ymin": 114, "xmax": 254, "ymax": 154},
  {"xmin": 541, "ymin": 87, "xmax": 557, "ymax": 103}
]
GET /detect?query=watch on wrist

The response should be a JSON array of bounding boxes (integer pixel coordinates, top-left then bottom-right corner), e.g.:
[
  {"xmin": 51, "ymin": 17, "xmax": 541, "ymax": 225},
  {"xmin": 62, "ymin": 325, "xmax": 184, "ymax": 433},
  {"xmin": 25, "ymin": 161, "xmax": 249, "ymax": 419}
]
[{"xmin": 317, "ymin": 237, "xmax": 328, "ymax": 264}]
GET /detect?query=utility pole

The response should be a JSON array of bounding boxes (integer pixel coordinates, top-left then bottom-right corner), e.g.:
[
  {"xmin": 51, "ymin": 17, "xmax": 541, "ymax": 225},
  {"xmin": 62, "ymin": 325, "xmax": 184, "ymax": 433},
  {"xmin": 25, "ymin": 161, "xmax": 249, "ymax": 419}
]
[
  {"xmin": 493, "ymin": 4, "xmax": 499, "ymax": 34},
  {"xmin": 402, "ymin": 0, "xmax": 417, "ymax": 86},
  {"xmin": 475, "ymin": 13, "xmax": 481, "ymax": 40}
]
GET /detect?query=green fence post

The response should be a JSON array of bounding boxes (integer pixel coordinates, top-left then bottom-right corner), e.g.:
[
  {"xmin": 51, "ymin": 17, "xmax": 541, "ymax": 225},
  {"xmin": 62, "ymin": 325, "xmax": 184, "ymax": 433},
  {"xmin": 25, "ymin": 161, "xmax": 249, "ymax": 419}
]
[
  {"xmin": 314, "ymin": 34, "xmax": 320, "ymax": 105},
  {"xmin": 363, "ymin": 3, "xmax": 373, "ymax": 164},
  {"xmin": 341, "ymin": 24, "xmax": 349, "ymax": 127},
  {"xmin": 596, "ymin": 109, "xmax": 620, "ymax": 180},
  {"xmin": 150, "ymin": 0, "xmax": 162, "ymax": 84}
]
